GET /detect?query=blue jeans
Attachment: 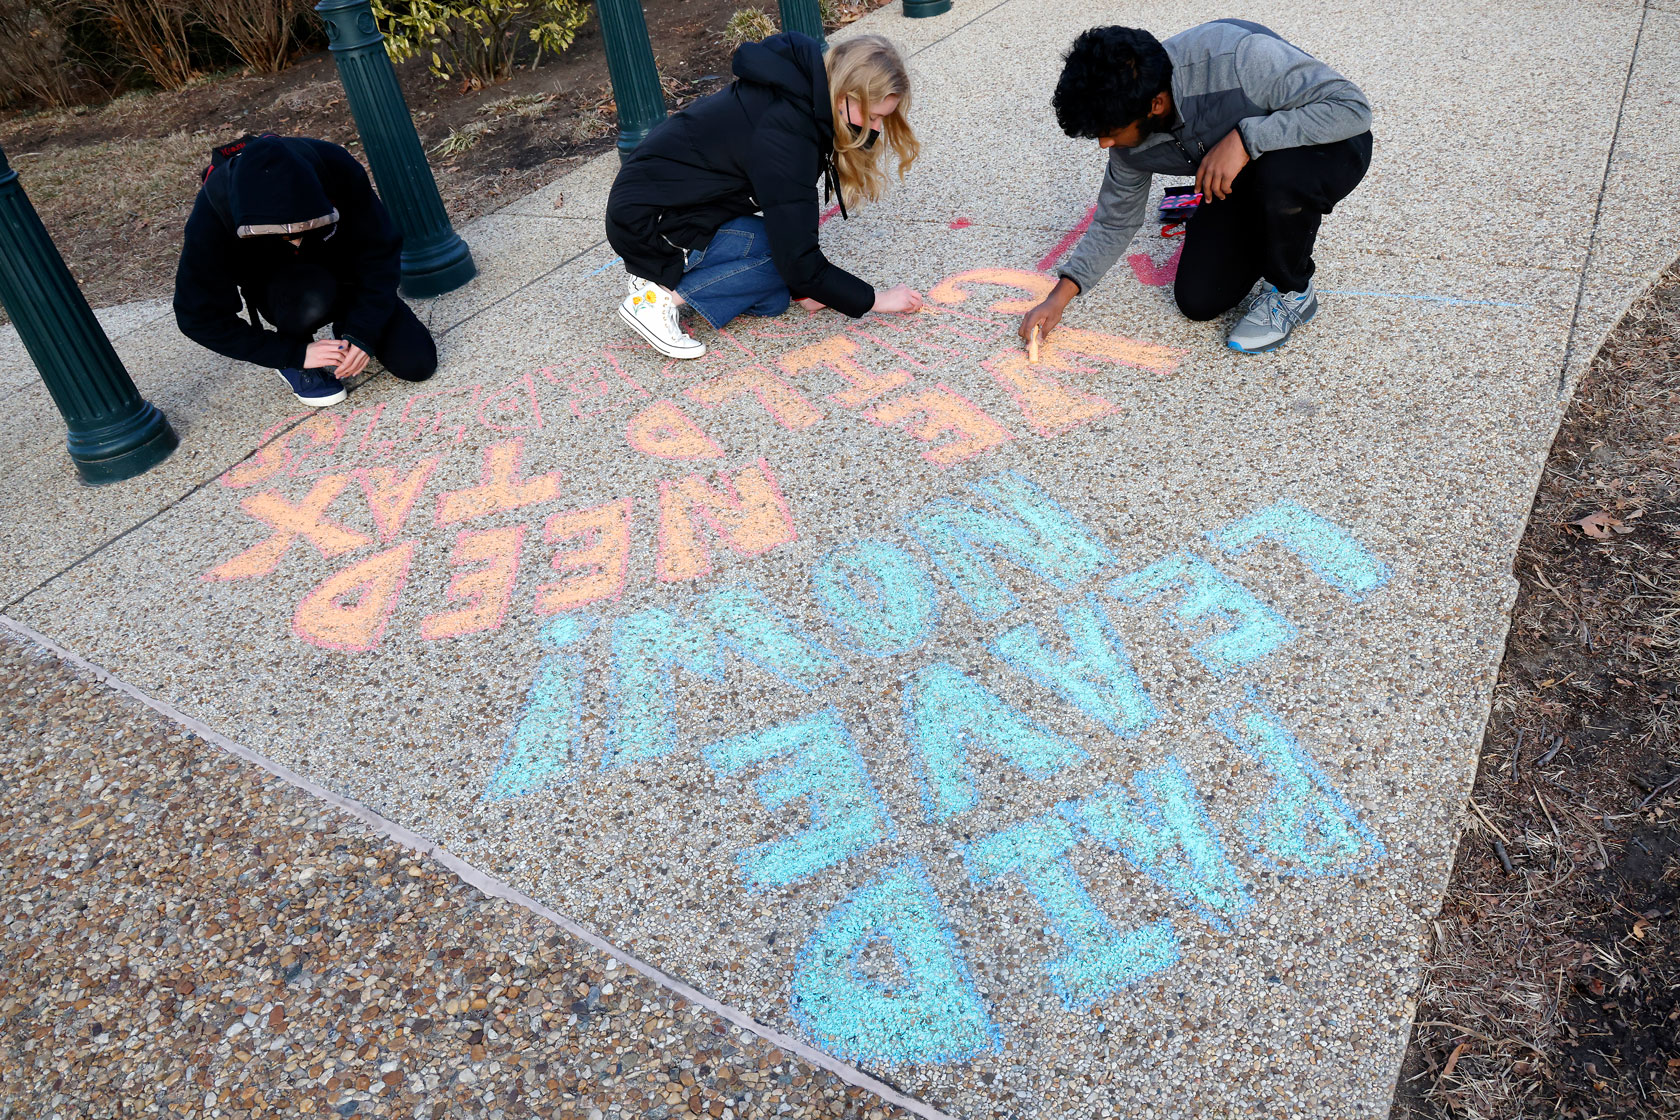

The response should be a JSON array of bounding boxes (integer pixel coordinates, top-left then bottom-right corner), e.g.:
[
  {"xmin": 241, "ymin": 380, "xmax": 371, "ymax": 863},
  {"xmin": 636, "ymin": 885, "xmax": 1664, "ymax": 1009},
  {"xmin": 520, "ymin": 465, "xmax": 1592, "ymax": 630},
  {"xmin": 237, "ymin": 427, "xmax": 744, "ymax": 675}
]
[{"xmin": 676, "ymin": 216, "xmax": 791, "ymax": 328}]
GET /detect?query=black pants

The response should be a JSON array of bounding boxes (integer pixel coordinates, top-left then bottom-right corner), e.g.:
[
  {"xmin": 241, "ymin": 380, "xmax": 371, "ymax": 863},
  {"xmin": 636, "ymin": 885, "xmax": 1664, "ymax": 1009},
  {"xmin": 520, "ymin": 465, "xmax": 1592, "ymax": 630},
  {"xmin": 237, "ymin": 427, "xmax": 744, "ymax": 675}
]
[
  {"xmin": 256, "ymin": 261, "xmax": 437, "ymax": 381},
  {"xmin": 1174, "ymin": 132, "xmax": 1373, "ymax": 321}
]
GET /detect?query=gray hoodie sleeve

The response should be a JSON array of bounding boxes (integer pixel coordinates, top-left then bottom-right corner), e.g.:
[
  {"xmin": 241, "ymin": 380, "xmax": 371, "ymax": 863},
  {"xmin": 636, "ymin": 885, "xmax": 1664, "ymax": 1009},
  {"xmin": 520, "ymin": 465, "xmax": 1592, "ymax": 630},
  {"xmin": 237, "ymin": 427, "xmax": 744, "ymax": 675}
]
[
  {"xmin": 1233, "ymin": 33, "xmax": 1371, "ymax": 157},
  {"xmin": 1056, "ymin": 152, "xmax": 1152, "ymax": 294}
]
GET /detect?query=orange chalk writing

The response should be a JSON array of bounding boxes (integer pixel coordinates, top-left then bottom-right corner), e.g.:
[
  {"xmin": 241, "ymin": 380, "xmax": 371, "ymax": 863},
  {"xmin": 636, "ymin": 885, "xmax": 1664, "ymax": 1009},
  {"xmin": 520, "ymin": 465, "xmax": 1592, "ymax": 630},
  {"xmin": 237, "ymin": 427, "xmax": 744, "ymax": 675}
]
[
  {"xmin": 420, "ymin": 525, "xmax": 526, "ymax": 641},
  {"xmin": 657, "ymin": 458, "xmax": 798, "ymax": 583},
  {"xmin": 205, "ymin": 473, "xmax": 372, "ymax": 582},
  {"xmin": 435, "ymin": 437, "xmax": 565, "ymax": 526},
  {"xmin": 777, "ymin": 335, "xmax": 910, "ymax": 409},
  {"xmin": 984, "ymin": 351, "xmax": 1117, "ymax": 439},
  {"xmin": 291, "ymin": 541, "xmax": 416, "ymax": 652},
  {"xmin": 926, "ymin": 268, "xmax": 1058, "ymax": 313},
  {"xmin": 625, "ymin": 400, "xmax": 725, "ymax": 461},
  {"xmin": 1050, "ymin": 326, "xmax": 1186, "ymax": 374},
  {"xmin": 866, "ymin": 384, "xmax": 1015, "ymax": 468},
  {"xmin": 685, "ymin": 366, "xmax": 824, "ymax": 430},
  {"xmin": 534, "ymin": 498, "xmax": 633, "ymax": 615},
  {"xmin": 355, "ymin": 454, "xmax": 444, "ymax": 543}
]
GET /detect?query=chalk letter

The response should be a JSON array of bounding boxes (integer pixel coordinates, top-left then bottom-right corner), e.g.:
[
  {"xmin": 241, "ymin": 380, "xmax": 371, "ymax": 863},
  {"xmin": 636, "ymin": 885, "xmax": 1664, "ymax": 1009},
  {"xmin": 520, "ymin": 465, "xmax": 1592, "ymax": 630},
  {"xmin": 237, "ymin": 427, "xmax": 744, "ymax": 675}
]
[
  {"xmin": 625, "ymin": 399, "xmax": 725, "ymax": 461},
  {"xmin": 206, "ymin": 473, "xmax": 372, "ymax": 582},
  {"xmin": 483, "ymin": 616, "xmax": 596, "ymax": 800},
  {"xmin": 704, "ymin": 708, "xmax": 894, "ymax": 890},
  {"xmin": 355, "ymin": 454, "xmax": 444, "ymax": 542},
  {"xmin": 777, "ymin": 335, "xmax": 909, "ymax": 408},
  {"xmin": 656, "ymin": 458, "xmax": 797, "ymax": 582},
  {"xmin": 905, "ymin": 471, "xmax": 1114, "ymax": 622},
  {"xmin": 865, "ymin": 383, "xmax": 1013, "ymax": 469},
  {"xmin": 993, "ymin": 593, "xmax": 1157, "ymax": 737},
  {"xmin": 435, "ymin": 437, "xmax": 564, "ymax": 525},
  {"xmin": 1065, "ymin": 760, "xmax": 1253, "ymax": 932},
  {"xmin": 1209, "ymin": 694, "xmax": 1386, "ymax": 877},
  {"xmin": 420, "ymin": 524, "xmax": 525, "ymax": 641},
  {"xmin": 1206, "ymin": 501, "xmax": 1390, "ymax": 601},
  {"xmin": 1106, "ymin": 552, "xmax": 1295, "ymax": 675},
  {"xmin": 290, "ymin": 541, "xmax": 415, "ymax": 652},
  {"xmin": 534, "ymin": 498, "xmax": 632, "ymax": 614},
  {"xmin": 964, "ymin": 814, "xmax": 1178, "ymax": 1010},
  {"xmin": 605, "ymin": 582, "xmax": 844, "ymax": 768},
  {"xmin": 903, "ymin": 663, "xmax": 1086, "ymax": 822},
  {"xmin": 812, "ymin": 541, "xmax": 940, "ymax": 657},
  {"xmin": 792, "ymin": 860, "xmax": 1000, "ymax": 1064},
  {"xmin": 685, "ymin": 366, "xmax": 824, "ymax": 430}
]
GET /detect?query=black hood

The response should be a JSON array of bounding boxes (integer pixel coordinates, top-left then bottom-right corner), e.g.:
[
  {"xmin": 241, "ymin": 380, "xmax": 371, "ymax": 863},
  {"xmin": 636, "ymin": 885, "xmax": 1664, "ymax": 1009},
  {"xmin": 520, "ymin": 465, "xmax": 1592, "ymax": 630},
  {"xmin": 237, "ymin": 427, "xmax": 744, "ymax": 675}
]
[
  {"xmin": 731, "ymin": 32, "xmax": 834, "ymax": 146},
  {"xmin": 227, "ymin": 137, "xmax": 338, "ymax": 239}
]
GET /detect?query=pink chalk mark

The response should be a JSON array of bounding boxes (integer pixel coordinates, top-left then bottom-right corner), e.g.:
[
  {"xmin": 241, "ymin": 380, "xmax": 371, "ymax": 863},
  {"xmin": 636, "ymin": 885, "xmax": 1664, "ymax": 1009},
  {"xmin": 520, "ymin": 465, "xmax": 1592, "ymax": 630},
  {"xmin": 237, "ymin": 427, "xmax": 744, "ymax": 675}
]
[
  {"xmin": 949, "ymin": 218, "xmax": 973, "ymax": 229},
  {"xmin": 1036, "ymin": 205, "xmax": 1098, "ymax": 273},
  {"xmin": 1128, "ymin": 242, "xmax": 1184, "ymax": 287},
  {"xmin": 819, "ymin": 203, "xmax": 842, "ymax": 226}
]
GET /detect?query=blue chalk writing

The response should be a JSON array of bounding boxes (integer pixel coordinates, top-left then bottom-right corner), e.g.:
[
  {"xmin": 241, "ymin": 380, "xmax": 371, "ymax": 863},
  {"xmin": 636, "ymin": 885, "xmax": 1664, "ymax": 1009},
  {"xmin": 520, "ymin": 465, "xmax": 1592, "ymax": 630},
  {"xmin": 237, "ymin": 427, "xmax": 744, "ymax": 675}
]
[
  {"xmin": 605, "ymin": 582, "xmax": 846, "ymax": 770},
  {"xmin": 902, "ymin": 662, "xmax": 1088, "ymax": 822},
  {"xmin": 1206, "ymin": 501, "xmax": 1390, "ymax": 601},
  {"xmin": 904, "ymin": 471, "xmax": 1115, "ymax": 622},
  {"xmin": 703, "ymin": 708, "xmax": 896, "ymax": 891},
  {"xmin": 791, "ymin": 859, "xmax": 1001, "ymax": 1065},
  {"xmin": 1209, "ymin": 691, "xmax": 1386, "ymax": 877},
  {"xmin": 993, "ymin": 592, "xmax": 1158, "ymax": 737},
  {"xmin": 1065, "ymin": 759, "xmax": 1253, "ymax": 932},
  {"xmin": 1106, "ymin": 551, "xmax": 1296, "ymax": 675},
  {"xmin": 484, "ymin": 616, "xmax": 596, "ymax": 801},
  {"xmin": 963, "ymin": 814, "xmax": 1179, "ymax": 1010},
  {"xmin": 812, "ymin": 540, "xmax": 940, "ymax": 657}
]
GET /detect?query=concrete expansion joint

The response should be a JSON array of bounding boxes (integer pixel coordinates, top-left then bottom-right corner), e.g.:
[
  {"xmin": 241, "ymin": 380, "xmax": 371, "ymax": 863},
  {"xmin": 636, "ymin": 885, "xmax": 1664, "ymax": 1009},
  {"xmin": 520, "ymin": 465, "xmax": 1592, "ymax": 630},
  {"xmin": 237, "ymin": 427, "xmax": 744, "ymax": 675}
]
[{"xmin": 0, "ymin": 610, "xmax": 957, "ymax": 1120}]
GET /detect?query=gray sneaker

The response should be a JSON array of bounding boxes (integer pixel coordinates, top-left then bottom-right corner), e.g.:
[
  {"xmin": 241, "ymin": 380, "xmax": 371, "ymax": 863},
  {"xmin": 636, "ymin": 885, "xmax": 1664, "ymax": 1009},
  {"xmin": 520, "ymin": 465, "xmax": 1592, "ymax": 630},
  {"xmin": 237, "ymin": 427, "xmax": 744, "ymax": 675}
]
[{"xmin": 1226, "ymin": 280, "xmax": 1319, "ymax": 354}]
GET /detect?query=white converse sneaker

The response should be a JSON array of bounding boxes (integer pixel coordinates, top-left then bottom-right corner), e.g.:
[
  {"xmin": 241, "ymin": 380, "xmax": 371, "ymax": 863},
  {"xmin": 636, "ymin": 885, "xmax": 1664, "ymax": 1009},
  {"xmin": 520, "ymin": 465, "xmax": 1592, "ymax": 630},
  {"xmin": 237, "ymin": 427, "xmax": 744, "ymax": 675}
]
[
  {"xmin": 1226, "ymin": 279, "xmax": 1319, "ymax": 354},
  {"xmin": 618, "ymin": 276, "xmax": 706, "ymax": 359}
]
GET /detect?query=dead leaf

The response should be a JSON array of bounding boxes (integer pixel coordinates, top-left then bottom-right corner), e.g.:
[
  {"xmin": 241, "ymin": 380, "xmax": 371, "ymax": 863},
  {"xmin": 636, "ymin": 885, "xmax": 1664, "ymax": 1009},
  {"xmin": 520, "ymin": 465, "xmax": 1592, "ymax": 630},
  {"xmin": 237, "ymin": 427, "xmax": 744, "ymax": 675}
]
[
  {"xmin": 1440, "ymin": 1041, "xmax": 1469, "ymax": 1079},
  {"xmin": 1632, "ymin": 918, "xmax": 1650, "ymax": 941},
  {"xmin": 551, "ymin": 193, "xmax": 566, "ymax": 210},
  {"xmin": 1572, "ymin": 510, "xmax": 1627, "ymax": 539}
]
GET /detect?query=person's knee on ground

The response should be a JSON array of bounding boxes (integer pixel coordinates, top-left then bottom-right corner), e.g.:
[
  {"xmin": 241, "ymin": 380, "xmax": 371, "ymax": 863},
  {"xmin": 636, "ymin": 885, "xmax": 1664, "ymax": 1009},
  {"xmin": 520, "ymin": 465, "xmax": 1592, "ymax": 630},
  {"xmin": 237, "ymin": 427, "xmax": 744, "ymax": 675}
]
[
  {"xmin": 372, "ymin": 306, "xmax": 438, "ymax": 383},
  {"xmin": 1173, "ymin": 278, "xmax": 1239, "ymax": 322}
]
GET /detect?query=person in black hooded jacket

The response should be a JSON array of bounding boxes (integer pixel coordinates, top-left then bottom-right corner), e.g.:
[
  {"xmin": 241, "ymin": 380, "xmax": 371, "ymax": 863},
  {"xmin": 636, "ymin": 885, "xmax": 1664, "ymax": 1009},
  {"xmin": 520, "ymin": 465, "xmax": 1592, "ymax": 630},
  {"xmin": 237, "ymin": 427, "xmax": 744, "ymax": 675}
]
[
  {"xmin": 605, "ymin": 32, "xmax": 926, "ymax": 359},
  {"xmin": 173, "ymin": 135, "xmax": 438, "ymax": 407}
]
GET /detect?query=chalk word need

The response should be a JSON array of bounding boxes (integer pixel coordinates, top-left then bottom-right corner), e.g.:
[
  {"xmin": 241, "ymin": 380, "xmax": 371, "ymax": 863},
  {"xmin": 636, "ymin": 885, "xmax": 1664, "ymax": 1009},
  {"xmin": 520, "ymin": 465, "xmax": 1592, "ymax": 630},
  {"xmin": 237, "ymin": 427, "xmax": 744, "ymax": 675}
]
[
  {"xmin": 486, "ymin": 469, "xmax": 1393, "ymax": 1065},
  {"xmin": 202, "ymin": 269, "xmax": 1186, "ymax": 652}
]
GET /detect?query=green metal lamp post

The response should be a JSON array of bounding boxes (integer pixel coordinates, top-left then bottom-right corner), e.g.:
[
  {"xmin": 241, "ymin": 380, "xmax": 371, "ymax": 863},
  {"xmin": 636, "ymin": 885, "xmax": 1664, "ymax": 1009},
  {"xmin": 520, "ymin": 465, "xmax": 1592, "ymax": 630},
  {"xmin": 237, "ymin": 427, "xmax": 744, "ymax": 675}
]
[
  {"xmin": 315, "ymin": 0, "xmax": 476, "ymax": 298},
  {"xmin": 596, "ymin": 0, "xmax": 668, "ymax": 157},
  {"xmin": 903, "ymin": 0, "xmax": 951, "ymax": 16},
  {"xmin": 779, "ymin": 0, "xmax": 826, "ymax": 47},
  {"xmin": 0, "ymin": 143, "xmax": 177, "ymax": 485}
]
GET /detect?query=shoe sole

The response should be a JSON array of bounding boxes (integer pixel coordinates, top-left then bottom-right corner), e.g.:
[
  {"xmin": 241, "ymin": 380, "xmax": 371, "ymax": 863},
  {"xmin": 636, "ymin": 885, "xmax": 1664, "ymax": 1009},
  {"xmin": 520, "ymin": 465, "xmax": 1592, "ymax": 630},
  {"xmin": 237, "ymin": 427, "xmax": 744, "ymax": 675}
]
[
  {"xmin": 1227, "ymin": 300, "xmax": 1318, "ymax": 354},
  {"xmin": 618, "ymin": 304, "xmax": 706, "ymax": 359},
  {"xmin": 278, "ymin": 370, "xmax": 347, "ymax": 406}
]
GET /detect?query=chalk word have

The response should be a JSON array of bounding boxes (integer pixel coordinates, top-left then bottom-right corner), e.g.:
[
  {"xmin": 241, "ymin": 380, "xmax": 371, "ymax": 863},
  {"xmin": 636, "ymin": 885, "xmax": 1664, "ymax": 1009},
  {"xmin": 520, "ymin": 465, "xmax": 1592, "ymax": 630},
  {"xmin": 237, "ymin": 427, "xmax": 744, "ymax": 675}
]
[{"xmin": 486, "ymin": 469, "xmax": 1392, "ymax": 1064}]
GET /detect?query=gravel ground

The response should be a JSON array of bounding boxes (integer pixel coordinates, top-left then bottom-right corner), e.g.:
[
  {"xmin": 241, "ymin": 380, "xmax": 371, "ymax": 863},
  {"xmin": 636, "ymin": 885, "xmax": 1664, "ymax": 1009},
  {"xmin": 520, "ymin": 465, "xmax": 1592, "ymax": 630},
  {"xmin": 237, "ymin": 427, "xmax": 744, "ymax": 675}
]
[{"xmin": 0, "ymin": 630, "xmax": 908, "ymax": 1120}]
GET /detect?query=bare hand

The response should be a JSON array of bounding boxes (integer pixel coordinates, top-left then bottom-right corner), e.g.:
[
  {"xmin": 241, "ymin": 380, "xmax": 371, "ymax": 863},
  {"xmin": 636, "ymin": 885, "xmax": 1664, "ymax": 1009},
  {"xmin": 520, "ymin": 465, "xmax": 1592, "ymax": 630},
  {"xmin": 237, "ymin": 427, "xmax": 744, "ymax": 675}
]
[
  {"xmin": 303, "ymin": 339, "xmax": 348, "ymax": 370},
  {"xmin": 334, "ymin": 343, "xmax": 370, "ymax": 380},
  {"xmin": 1019, "ymin": 276, "xmax": 1079, "ymax": 343},
  {"xmin": 1195, "ymin": 129, "xmax": 1250, "ymax": 202},
  {"xmin": 872, "ymin": 284, "xmax": 925, "ymax": 314}
]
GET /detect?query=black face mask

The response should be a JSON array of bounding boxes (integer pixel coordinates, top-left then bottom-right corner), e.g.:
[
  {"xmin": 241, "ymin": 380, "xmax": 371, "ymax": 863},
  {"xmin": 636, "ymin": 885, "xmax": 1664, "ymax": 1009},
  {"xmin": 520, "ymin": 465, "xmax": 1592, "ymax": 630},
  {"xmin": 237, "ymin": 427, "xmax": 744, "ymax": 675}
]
[{"xmin": 848, "ymin": 119, "xmax": 880, "ymax": 150}]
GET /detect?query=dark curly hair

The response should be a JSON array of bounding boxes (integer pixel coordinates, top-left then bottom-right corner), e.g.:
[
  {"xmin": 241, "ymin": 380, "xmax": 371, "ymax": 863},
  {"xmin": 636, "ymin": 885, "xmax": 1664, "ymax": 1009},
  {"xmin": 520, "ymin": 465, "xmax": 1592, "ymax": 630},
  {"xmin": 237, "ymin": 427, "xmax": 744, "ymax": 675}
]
[{"xmin": 1053, "ymin": 26, "xmax": 1173, "ymax": 139}]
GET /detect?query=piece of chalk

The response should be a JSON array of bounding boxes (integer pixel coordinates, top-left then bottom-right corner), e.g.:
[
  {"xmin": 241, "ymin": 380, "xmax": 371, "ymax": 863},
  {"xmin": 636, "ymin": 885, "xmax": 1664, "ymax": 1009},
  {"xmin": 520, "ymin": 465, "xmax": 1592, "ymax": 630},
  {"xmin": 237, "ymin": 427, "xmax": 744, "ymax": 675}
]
[{"xmin": 1028, "ymin": 325, "xmax": 1041, "ymax": 365}]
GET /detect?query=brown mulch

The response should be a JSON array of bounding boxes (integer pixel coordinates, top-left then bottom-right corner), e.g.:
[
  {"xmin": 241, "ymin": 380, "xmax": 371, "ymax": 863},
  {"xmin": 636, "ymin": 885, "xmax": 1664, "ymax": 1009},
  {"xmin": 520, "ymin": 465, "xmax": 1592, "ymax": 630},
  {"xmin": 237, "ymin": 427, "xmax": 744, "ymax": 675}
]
[
  {"xmin": 0, "ymin": 627, "xmax": 910, "ymax": 1120},
  {"xmin": 0, "ymin": 1, "xmax": 887, "ymax": 319},
  {"xmin": 1392, "ymin": 262, "xmax": 1680, "ymax": 1119}
]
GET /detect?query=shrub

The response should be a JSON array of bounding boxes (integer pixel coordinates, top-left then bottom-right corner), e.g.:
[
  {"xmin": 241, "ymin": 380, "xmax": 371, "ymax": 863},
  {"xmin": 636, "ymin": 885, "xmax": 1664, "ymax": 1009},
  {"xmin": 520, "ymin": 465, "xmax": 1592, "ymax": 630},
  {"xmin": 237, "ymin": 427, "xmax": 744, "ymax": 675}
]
[
  {"xmin": 85, "ymin": 0, "xmax": 199, "ymax": 90},
  {"xmin": 193, "ymin": 0, "xmax": 309, "ymax": 74},
  {"xmin": 0, "ymin": 0, "xmax": 81, "ymax": 107},
  {"xmin": 723, "ymin": 6, "xmax": 774, "ymax": 51},
  {"xmin": 372, "ymin": 0, "xmax": 590, "ymax": 90}
]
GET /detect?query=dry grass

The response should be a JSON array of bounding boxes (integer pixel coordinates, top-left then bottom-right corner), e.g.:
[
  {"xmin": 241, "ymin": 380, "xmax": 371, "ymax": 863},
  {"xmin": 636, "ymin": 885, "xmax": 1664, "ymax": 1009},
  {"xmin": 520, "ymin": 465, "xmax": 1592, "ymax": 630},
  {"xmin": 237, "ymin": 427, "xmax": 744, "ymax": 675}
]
[{"xmin": 1394, "ymin": 263, "xmax": 1680, "ymax": 1119}]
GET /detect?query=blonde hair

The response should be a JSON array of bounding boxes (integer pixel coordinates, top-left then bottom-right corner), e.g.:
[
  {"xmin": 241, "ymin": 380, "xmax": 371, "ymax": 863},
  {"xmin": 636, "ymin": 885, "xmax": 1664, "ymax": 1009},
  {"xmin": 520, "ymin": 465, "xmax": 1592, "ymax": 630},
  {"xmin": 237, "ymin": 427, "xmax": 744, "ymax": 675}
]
[{"xmin": 826, "ymin": 35, "xmax": 920, "ymax": 209}]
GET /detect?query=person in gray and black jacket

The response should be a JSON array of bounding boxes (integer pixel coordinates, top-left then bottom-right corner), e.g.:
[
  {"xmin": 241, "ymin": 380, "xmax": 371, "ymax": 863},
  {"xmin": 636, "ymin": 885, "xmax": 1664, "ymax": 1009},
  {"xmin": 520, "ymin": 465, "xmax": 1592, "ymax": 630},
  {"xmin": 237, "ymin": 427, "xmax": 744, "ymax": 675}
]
[{"xmin": 1020, "ymin": 21, "xmax": 1372, "ymax": 354}]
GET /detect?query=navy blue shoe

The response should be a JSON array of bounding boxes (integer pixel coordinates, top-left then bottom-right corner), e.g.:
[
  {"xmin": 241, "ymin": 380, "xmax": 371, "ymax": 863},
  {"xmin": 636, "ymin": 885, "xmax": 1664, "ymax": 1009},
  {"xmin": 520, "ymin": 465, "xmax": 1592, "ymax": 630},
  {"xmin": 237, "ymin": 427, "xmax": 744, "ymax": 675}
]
[{"xmin": 277, "ymin": 366, "xmax": 347, "ymax": 407}]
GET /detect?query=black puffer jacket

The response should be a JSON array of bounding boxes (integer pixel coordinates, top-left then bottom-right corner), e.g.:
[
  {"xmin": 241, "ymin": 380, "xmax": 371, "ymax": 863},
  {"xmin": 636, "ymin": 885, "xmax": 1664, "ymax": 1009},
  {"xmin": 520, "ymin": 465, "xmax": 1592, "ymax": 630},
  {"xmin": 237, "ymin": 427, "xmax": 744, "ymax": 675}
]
[
  {"xmin": 604, "ymin": 33, "xmax": 874, "ymax": 319},
  {"xmin": 173, "ymin": 136, "xmax": 402, "ymax": 370}
]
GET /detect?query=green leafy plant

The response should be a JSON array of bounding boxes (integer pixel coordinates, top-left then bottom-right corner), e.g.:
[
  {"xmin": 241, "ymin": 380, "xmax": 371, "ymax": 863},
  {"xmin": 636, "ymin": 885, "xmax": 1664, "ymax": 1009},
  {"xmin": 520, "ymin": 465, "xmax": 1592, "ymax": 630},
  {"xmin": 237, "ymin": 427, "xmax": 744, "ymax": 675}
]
[
  {"xmin": 372, "ymin": 0, "xmax": 588, "ymax": 89},
  {"xmin": 722, "ymin": 6, "xmax": 774, "ymax": 52}
]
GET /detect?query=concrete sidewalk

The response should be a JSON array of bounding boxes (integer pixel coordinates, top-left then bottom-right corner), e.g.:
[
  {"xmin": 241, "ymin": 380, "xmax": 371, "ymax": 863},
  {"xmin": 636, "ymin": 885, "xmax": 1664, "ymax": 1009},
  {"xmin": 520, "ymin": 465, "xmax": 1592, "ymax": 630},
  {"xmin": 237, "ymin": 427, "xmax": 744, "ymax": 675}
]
[{"xmin": 4, "ymin": 1, "xmax": 1680, "ymax": 1117}]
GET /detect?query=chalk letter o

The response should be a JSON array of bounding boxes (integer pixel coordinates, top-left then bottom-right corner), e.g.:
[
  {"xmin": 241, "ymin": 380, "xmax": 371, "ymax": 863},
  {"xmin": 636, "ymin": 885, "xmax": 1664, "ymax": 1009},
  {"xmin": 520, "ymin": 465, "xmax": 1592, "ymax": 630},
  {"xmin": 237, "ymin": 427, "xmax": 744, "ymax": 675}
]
[{"xmin": 812, "ymin": 541, "xmax": 938, "ymax": 657}]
